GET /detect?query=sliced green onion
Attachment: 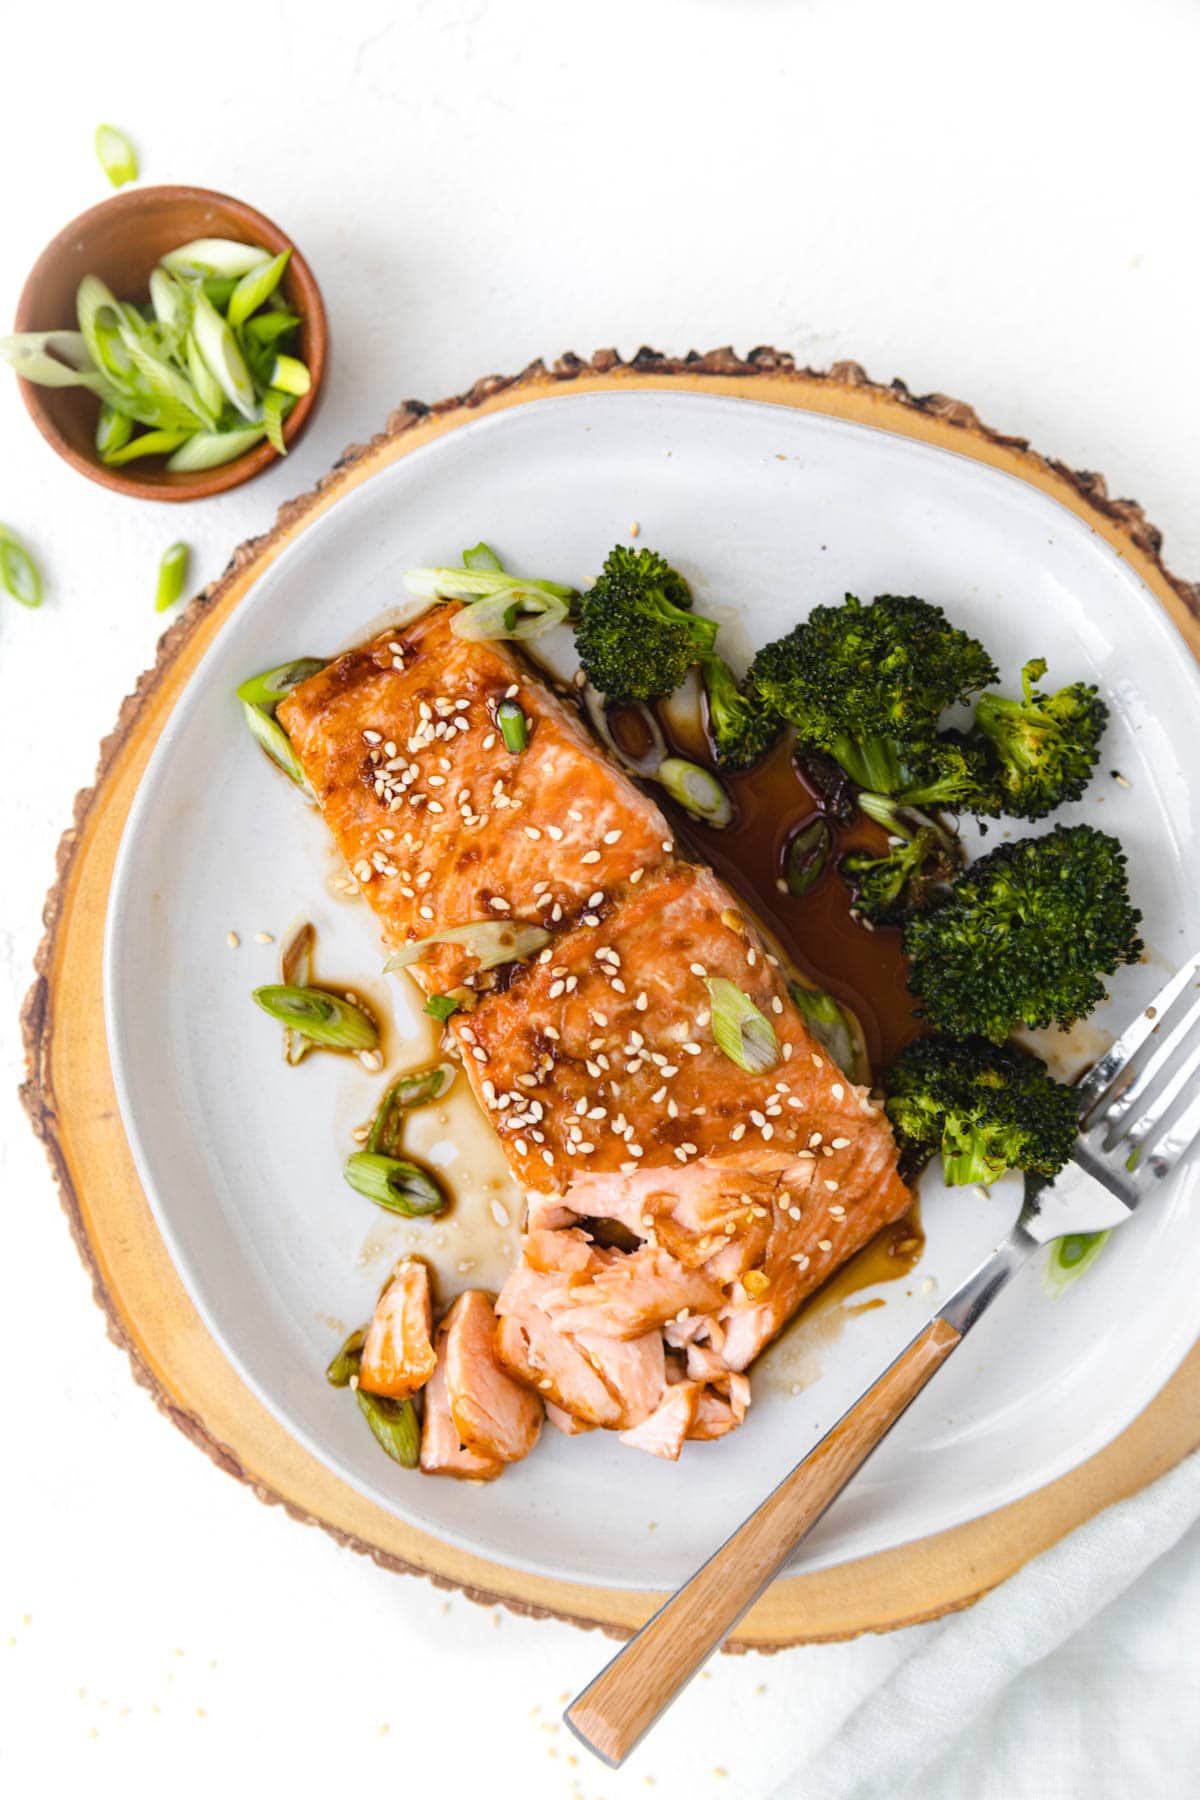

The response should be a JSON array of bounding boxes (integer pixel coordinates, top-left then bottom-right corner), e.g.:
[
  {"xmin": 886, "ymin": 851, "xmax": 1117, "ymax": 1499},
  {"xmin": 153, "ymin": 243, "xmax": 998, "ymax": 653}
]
[
  {"xmin": 1045, "ymin": 1231, "xmax": 1110, "ymax": 1296},
  {"xmin": 278, "ymin": 921, "xmax": 317, "ymax": 1064},
  {"xmin": 450, "ymin": 588, "xmax": 571, "ymax": 642},
  {"xmin": 0, "ymin": 345, "xmax": 114, "ymax": 397},
  {"xmin": 344, "ymin": 1151, "xmax": 447, "ymax": 1218},
  {"xmin": 705, "ymin": 977, "xmax": 779, "ymax": 1074},
  {"xmin": 227, "ymin": 250, "xmax": 292, "ymax": 328},
  {"xmin": 185, "ymin": 332, "xmax": 225, "ymax": 419},
  {"xmin": 162, "ymin": 239, "xmax": 272, "ymax": 279},
  {"xmin": 76, "ymin": 275, "xmax": 135, "ymax": 381},
  {"xmin": 657, "ymin": 757, "xmax": 734, "ymax": 828},
  {"xmin": 268, "ymin": 354, "xmax": 310, "ymax": 397},
  {"xmin": 95, "ymin": 123, "xmax": 138, "ymax": 188},
  {"xmin": 325, "ymin": 1327, "xmax": 366, "ymax": 1387},
  {"xmin": 102, "ymin": 428, "xmax": 191, "ymax": 466},
  {"xmin": 462, "ymin": 541, "xmax": 504, "ymax": 572},
  {"xmin": 167, "ymin": 427, "xmax": 266, "ymax": 472},
  {"xmin": 242, "ymin": 311, "xmax": 300, "ymax": 349},
  {"xmin": 236, "ymin": 658, "xmax": 326, "ymax": 710},
  {"xmin": 148, "ymin": 268, "xmax": 188, "ymax": 336},
  {"xmin": 367, "ymin": 1064, "xmax": 456, "ymax": 1156},
  {"xmin": 190, "ymin": 289, "xmax": 258, "ymax": 420},
  {"xmin": 111, "ymin": 318, "xmax": 213, "ymax": 432},
  {"xmin": 0, "ymin": 532, "xmax": 43, "ymax": 608},
  {"xmin": 787, "ymin": 983, "xmax": 870, "ymax": 1085},
  {"xmin": 356, "ymin": 1389, "xmax": 421, "ymax": 1468},
  {"xmin": 406, "ymin": 565, "xmax": 575, "ymax": 604},
  {"xmin": 253, "ymin": 984, "xmax": 378, "ymax": 1050},
  {"xmin": 95, "ymin": 403, "xmax": 133, "ymax": 458},
  {"xmin": 262, "ymin": 388, "xmax": 290, "ymax": 456},
  {"xmin": 241, "ymin": 700, "xmax": 313, "ymax": 792},
  {"xmin": 0, "ymin": 330, "xmax": 92, "ymax": 370},
  {"xmin": 202, "ymin": 276, "xmax": 241, "ymax": 310},
  {"xmin": 384, "ymin": 920, "xmax": 551, "ymax": 975},
  {"xmin": 155, "ymin": 542, "xmax": 189, "ymax": 613},
  {"xmin": 425, "ymin": 994, "xmax": 462, "ymax": 1024},
  {"xmin": 496, "ymin": 698, "xmax": 529, "ymax": 753},
  {"xmin": 784, "ymin": 818, "xmax": 832, "ymax": 897}
]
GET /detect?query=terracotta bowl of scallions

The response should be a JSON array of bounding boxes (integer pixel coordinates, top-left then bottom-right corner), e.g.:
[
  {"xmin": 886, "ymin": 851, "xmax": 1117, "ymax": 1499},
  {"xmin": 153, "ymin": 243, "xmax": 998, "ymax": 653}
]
[{"xmin": 5, "ymin": 186, "xmax": 327, "ymax": 501}]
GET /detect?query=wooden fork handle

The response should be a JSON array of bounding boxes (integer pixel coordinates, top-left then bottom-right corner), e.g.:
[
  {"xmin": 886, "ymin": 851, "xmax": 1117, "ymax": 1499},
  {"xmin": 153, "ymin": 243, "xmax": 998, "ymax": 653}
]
[{"xmin": 565, "ymin": 1315, "xmax": 962, "ymax": 1767}]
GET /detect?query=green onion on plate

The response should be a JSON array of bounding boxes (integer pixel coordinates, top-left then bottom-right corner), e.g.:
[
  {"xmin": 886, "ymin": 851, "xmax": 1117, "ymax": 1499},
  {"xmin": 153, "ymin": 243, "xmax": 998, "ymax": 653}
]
[
  {"xmin": 252, "ymin": 984, "xmax": 379, "ymax": 1051},
  {"xmin": 343, "ymin": 1151, "xmax": 447, "ymax": 1218},
  {"xmin": 356, "ymin": 1390, "xmax": 421, "ymax": 1468}
]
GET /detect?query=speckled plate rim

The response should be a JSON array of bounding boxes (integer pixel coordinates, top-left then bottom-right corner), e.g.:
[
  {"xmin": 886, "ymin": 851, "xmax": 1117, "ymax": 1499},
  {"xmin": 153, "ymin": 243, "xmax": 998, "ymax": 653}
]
[{"xmin": 21, "ymin": 348, "xmax": 1200, "ymax": 1647}]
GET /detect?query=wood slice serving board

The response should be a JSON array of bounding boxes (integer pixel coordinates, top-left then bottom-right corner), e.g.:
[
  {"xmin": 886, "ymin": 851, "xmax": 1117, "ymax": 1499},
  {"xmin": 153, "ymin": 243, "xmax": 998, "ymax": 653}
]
[{"xmin": 20, "ymin": 349, "xmax": 1200, "ymax": 1649}]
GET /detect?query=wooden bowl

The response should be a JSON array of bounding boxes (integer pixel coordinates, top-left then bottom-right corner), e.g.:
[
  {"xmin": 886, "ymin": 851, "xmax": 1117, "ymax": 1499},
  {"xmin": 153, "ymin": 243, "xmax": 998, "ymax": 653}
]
[{"xmin": 12, "ymin": 186, "xmax": 328, "ymax": 502}]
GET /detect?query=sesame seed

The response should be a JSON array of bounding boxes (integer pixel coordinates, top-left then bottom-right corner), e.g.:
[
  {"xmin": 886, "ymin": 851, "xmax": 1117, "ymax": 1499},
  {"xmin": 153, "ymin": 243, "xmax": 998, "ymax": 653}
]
[
  {"xmin": 770, "ymin": 996, "xmax": 784, "ymax": 1015},
  {"xmin": 788, "ymin": 1205, "xmax": 802, "ymax": 1222},
  {"xmin": 505, "ymin": 684, "xmax": 519, "ymax": 699},
  {"xmin": 817, "ymin": 1239, "xmax": 833, "ymax": 1253},
  {"xmin": 581, "ymin": 850, "xmax": 601, "ymax": 865},
  {"xmin": 825, "ymin": 1179, "xmax": 840, "ymax": 1192},
  {"xmin": 829, "ymin": 1203, "xmax": 845, "ymax": 1216},
  {"xmin": 681, "ymin": 1042, "xmax": 702, "ymax": 1056},
  {"xmin": 635, "ymin": 991, "xmax": 648, "ymax": 1011},
  {"xmin": 488, "ymin": 897, "xmax": 511, "ymax": 913},
  {"xmin": 809, "ymin": 1132, "xmax": 823, "ymax": 1148},
  {"xmin": 419, "ymin": 904, "xmax": 434, "ymax": 920},
  {"xmin": 363, "ymin": 730, "xmax": 382, "ymax": 745},
  {"xmin": 729, "ymin": 1122, "xmax": 746, "ymax": 1141},
  {"xmin": 524, "ymin": 826, "xmax": 542, "ymax": 840},
  {"xmin": 225, "ymin": 930, "xmax": 240, "ymax": 948},
  {"xmin": 546, "ymin": 825, "xmax": 563, "ymax": 842},
  {"xmin": 690, "ymin": 963, "xmax": 707, "ymax": 978},
  {"xmin": 482, "ymin": 733, "xmax": 496, "ymax": 750}
]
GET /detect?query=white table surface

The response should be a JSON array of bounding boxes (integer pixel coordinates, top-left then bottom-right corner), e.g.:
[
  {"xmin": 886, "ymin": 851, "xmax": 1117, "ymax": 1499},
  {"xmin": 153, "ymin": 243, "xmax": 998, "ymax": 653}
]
[{"xmin": 2, "ymin": 2, "xmax": 1198, "ymax": 1795}]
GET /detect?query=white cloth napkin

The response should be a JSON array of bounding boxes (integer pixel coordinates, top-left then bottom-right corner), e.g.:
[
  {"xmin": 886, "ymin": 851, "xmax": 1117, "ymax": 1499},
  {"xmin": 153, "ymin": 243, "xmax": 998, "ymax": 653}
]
[{"xmin": 778, "ymin": 1447, "xmax": 1200, "ymax": 1800}]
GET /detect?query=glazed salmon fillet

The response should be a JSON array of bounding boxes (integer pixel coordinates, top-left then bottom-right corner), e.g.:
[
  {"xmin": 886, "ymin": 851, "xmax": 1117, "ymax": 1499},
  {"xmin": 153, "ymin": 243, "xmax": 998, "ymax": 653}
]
[
  {"xmin": 287, "ymin": 611, "xmax": 912, "ymax": 1468},
  {"xmin": 279, "ymin": 606, "xmax": 673, "ymax": 992}
]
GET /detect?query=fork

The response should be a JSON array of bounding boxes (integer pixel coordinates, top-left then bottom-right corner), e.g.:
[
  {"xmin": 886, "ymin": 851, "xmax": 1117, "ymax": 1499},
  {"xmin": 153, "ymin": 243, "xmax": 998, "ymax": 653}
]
[{"xmin": 565, "ymin": 952, "xmax": 1200, "ymax": 1768}]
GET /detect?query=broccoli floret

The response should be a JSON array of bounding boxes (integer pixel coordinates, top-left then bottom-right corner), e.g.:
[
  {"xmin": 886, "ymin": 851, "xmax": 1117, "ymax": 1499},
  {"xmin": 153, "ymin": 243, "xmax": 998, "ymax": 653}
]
[
  {"xmin": 574, "ymin": 546, "xmax": 718, "ymax": 702},
  {"xmin": 903, "ymin": 824, "xmax": 1143, "ymax": 1042},
  {"xmin": 972, "ymin": 658, "xmax": 1108, "ymax": 819},
  {"xmin": 748, "ymin": 594, "xmax": 997, "ymax": 794},
  {"xmin": 884, "ymin": 1034, "xmax": 1079, "ymax": 1186},
  {"xmin": 700, "ymin": 656, "xmax": 782, "ymax": 770},
  {"xmin": 840, "ymin": 794, "xmax": 959, "ymax": 925},
  {"xmin": 896, "ymin": 731, "xmax": 1002, "ymax": 816}
]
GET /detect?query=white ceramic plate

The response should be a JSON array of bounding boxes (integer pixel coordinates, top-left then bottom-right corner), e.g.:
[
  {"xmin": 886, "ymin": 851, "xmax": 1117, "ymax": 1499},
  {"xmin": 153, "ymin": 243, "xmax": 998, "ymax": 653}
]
[{"xmin": 105, "ymin": 392, "xmax": 1200, "ymax": 1590}]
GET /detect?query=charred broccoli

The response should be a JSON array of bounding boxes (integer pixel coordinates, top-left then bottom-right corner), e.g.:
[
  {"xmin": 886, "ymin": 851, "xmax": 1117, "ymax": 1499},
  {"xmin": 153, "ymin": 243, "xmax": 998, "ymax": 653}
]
[
  {"xmin": 904, "ymin": 824, "xmax": 1143, "ymax": 1042},
  {"xmin": 748, "ymin": 594, "xmax": 997, "ymax": 794},
  {"xmin": 972, "ymin": 658, "xmax": 1107, "ymax": 819},
  {"xmin": 890, "ymin": 731, "xmax": 1002, "ymax": 816},
  {"xmin": 700, "ymin": 656, "xmax": 783, "ymax": 770},
  {"xmin": 884, "ymin": 1034, "xmax": 1079, "ymax": 1186},
  {"xmin": 840, "ymin": 794, "xmax": 959, "ymax": 925},
  {"xmin": 574, "ymin": 546, "xmax": 718, "ymax": 702}
]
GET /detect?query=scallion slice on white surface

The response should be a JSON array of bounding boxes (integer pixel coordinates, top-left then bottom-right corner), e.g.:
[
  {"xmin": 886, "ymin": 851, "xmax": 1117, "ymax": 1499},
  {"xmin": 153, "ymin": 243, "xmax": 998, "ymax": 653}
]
[
  {"xmin": 705, "ymin": 977, "xmax": 779, "ymax": 1074},
  {"xmin": 0, "ymin": 530, "xmax": 43, "ymax": 608},
  {"xmin": 94, "ymin": 123, "xmax": 138, "ymax": 188},
  {"xmin": 155, "ymin": 542, "xmax": 190, "ymax": 613},
  {"xmin": 162, "ymin": 238, "xmax": 272, "ymax": 279},
  {"xmin": 252, "ymin": 984, "xmax": 378, "ymax": 1051},
  {"xmin": 657, "ymin": 756, "xmax": 734, "ymax": 827},
  {"xmin": 384, "ymin": 920, "xmax": 551, "ymax": 974}
]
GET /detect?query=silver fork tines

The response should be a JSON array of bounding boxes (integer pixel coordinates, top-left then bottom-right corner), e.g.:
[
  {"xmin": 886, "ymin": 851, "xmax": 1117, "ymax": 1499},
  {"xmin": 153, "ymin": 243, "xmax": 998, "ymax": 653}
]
[{"xmin": 1076, "ymin": 953, "xmax": 1200, "ymax": 1186}]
